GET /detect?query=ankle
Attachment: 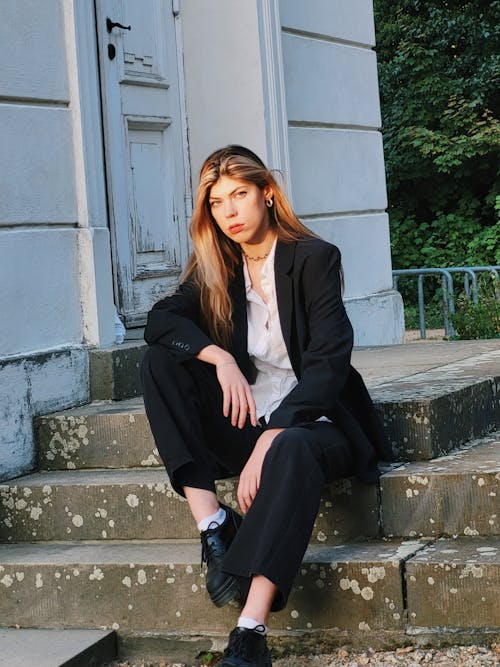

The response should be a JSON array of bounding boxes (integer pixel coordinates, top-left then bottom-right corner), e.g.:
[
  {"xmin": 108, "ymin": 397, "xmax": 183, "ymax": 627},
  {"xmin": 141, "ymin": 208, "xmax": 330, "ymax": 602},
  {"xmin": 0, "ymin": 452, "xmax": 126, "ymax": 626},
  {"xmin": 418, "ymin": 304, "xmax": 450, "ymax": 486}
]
[
  {"xmin": 197, "ymin": 506, "xmax": 226, "ymax": 532},
  {"xmin": 237, "ymin": 616, "xmax": 268, "ymax": 635},
  {"xmin": 183, "ymin": 487, "xmax": 220, "ymax": 525}
]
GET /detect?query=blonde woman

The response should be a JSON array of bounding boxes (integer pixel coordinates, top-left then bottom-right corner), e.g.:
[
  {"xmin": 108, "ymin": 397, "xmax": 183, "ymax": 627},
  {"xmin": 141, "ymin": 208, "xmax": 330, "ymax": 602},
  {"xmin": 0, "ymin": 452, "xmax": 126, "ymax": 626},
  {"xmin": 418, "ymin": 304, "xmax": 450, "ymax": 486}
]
[{"xmin": 141, "ymin": 145, "xmax": 391, "ymax": 667}]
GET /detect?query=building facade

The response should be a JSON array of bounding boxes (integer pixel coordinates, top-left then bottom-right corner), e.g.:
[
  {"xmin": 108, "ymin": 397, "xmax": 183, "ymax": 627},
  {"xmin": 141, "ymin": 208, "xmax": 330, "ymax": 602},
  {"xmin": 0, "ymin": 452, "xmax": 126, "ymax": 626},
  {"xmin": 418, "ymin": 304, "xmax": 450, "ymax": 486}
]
[{"xmin": 0, "ymin": 0, "xmax": 404, "ymax": 482}]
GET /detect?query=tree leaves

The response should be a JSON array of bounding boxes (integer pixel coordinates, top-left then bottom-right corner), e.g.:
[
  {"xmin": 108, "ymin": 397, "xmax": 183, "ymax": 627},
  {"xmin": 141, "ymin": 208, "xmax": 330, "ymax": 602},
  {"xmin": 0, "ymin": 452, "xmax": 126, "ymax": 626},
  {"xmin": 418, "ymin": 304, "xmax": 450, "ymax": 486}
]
[{"xmin": 374, "ymin": 0, "xmax": 500, "ymax": 273}]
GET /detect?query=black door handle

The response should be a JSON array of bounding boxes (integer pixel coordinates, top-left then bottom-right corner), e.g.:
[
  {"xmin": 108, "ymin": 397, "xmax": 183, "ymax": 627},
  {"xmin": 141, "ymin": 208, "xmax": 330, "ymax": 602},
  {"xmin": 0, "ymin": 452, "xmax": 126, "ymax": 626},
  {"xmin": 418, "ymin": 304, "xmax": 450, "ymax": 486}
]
[{"xmin": 106, "ymin": 17, "xmax": 131, "ymax": 33}]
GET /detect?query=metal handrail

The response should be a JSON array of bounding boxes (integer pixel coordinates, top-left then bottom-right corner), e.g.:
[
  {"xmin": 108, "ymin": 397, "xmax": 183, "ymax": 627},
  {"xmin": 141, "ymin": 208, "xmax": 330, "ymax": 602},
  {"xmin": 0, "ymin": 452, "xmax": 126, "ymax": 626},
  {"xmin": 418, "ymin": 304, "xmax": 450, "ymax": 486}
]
[
  {"xmin": 392, "ymin": 266, "xmax": 500, "ymax": 339},
  {"xmin": 393, "ymin": 268, "xmax": 455, "ymax": 337},
  {"xmin": 447, "ymin": 266, "xmax": 500, "ymax": 303}
]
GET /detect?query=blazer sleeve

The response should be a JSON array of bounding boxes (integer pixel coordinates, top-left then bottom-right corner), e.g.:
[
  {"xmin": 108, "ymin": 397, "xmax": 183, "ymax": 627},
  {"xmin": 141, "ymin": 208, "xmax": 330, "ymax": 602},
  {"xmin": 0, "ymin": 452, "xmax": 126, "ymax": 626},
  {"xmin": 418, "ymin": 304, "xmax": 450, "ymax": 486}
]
[
  {"xmin": 144, "ymin": 280, "xmax": 214, "ymax": 362},
  {"xmin": 266, "ymin": 243, "xmax": 353, "ymax": 429}
]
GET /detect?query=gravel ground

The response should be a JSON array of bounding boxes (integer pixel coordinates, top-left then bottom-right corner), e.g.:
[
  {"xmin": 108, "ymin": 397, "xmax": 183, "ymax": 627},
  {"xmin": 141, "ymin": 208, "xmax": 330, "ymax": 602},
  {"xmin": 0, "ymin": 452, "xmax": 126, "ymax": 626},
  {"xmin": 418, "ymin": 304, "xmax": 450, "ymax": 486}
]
[
  {"xmin": 111, "ymin": 643, "xmax": 500, "ymax": 667},
  {"xmin": 404, "ymin": 329, "xmax": 446, "ymax": 342}
]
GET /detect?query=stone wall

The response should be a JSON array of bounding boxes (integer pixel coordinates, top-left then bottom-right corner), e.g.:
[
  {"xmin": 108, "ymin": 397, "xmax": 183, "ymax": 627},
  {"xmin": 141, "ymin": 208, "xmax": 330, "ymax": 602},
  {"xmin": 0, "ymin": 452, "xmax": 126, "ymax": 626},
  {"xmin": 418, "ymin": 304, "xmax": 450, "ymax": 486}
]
[
  {"xmin": 0, "ymin": 1, "xmax": 95, "ymax": 481},
  {"xmin": 279, "ymin": 0, "xmax": 404, "ymax": 344}
]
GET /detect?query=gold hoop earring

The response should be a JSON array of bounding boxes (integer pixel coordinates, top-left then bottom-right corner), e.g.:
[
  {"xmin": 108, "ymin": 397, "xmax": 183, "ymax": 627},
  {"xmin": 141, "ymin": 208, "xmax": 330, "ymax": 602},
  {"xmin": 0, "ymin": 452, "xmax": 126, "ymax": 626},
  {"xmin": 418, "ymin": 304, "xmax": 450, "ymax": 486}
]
[{"xmin": 266, "ymin": 198, "xmax": 273, "ymax": 208}]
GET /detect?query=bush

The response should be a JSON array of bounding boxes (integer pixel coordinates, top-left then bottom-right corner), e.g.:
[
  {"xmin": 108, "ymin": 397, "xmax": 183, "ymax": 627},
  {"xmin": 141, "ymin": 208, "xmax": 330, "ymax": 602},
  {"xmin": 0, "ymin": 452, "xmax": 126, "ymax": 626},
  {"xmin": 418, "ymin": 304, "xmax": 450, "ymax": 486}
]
[
  {"xmin": 451, "ymin": 298, "xmax": 500, "ymax": 338},
  {"xmin": 404, "ymin": 302, "xmax": 445, "ymax": 330},
  {"xmin": 450, "ymin": 276, "xmax": 500, "ymax": 339}
]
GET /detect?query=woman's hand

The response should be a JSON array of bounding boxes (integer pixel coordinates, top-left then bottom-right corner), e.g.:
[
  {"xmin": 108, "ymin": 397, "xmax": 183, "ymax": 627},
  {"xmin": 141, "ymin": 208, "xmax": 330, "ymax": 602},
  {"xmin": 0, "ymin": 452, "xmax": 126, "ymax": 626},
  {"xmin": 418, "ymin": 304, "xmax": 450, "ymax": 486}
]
[
  {"xmin": 237, "ymin": 428, "xmax": 284, "ymax": 513},
  {"xmin": 197, "ymin": 344, "xmax": 257, "ymax": 428},
  {"xmin": 216, "ymin": 358, "xmax": 257, "ymax": 429}
]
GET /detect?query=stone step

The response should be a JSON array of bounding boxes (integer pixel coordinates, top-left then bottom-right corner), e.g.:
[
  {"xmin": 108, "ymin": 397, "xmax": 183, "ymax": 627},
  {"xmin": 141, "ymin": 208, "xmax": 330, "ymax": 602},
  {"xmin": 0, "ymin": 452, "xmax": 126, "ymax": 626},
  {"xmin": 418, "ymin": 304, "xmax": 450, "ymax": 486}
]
[
  {"xmin": 0, "ymin": 469, "xmax": 379, "ymax": 544},
  {"xmin": 372, "ymin": 347, "xmax": 499, "ymax": 461},
  {"xmin": 406, "ymin": 537, "xmax": 500, "ymax": 630},
  {"xmin": 380, "ymin": 433, "xmax": 500, "ymax": 538},
  {"xmin": 35, "ymin": 398, "xmax": 157, "ymax": 472},
  {"xmin": 87, "ymin": 339, "xmax": 499, "ymax": 404},
  {"xmin": 0, "ymin": 628, "xmax": 116, "ymax": 667},
  {"xmin": 89, "ymin": 342, "xmax": 146, "ymax": 401},
  {"xmin": 36, "ymin": 361, "xmax": 499, "ymax": 473},
  {"xmin": 0, "ymin": 538, "xmax": 425, "ymax": 635}
]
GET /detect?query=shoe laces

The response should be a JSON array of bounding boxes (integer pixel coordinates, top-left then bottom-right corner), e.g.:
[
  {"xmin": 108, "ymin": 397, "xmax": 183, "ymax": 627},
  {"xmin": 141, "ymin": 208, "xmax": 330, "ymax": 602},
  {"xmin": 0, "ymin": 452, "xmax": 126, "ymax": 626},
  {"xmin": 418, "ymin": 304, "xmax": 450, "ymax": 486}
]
[
  {"xmin": 224, "ymin": 627, "xmax": 266, "ymax": 661},
  {"xmin": 200, "ymin": 520, "xmax": 223, "ymax": 568}
]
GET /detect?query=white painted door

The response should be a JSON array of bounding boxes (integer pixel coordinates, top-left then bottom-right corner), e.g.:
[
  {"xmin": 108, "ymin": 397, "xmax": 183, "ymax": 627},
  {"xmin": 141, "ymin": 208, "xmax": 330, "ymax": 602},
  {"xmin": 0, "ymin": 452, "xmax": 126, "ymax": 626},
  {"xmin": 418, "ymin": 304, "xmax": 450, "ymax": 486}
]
[{"xmin": 95, "ymin": 0, "xmax": 190, "ymax": 326}]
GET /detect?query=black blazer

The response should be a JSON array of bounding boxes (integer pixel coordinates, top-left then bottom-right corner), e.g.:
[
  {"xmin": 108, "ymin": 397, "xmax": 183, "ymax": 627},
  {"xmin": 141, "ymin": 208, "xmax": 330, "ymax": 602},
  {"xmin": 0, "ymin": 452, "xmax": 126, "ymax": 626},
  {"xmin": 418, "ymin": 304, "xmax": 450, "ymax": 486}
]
[{"xmin": 145, "ymin": 237, "xmax": 393, "ymax": 482}]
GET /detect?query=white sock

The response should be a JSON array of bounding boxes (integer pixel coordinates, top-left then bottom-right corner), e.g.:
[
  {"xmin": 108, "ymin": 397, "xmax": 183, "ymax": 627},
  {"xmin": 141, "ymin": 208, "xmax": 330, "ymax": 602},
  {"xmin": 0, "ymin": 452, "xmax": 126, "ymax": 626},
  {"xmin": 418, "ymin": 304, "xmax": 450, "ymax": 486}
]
[
  {"xmin": 237, "ymin": 616, "xmax": 268, "ymax": 635},
  {"xmin": 197, "ymin": 506, "xmax": 226, "ymax": 532}
]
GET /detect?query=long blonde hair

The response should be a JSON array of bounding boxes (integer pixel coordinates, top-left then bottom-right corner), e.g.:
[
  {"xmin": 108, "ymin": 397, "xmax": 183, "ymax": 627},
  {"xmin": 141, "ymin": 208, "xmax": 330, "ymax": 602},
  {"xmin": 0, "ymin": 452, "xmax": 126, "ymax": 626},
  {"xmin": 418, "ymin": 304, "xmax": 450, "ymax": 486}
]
[{"xmin": 184, "ymin": 145, "xmax": 316, "ymax": 348}]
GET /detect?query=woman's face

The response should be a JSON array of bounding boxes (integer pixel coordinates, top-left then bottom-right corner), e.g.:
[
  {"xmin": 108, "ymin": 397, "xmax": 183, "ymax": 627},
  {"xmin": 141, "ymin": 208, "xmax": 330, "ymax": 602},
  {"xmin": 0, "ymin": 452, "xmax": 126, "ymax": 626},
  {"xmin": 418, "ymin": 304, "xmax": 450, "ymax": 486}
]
[{"xmin": 208, "ymin": 175, "xmax": 273, "ymax": 246}]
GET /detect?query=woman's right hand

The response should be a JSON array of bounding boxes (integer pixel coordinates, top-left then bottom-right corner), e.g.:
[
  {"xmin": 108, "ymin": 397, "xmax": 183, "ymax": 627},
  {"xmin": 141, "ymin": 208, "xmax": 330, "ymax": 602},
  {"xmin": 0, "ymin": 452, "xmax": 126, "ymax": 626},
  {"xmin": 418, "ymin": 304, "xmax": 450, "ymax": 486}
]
[
  {"xmin": 216, "ymin": 359, "xmax": 257, "ymax": 429},
  {"xmin": 197, "ymin": 345, "xmax": 257, "ymax": 429}
]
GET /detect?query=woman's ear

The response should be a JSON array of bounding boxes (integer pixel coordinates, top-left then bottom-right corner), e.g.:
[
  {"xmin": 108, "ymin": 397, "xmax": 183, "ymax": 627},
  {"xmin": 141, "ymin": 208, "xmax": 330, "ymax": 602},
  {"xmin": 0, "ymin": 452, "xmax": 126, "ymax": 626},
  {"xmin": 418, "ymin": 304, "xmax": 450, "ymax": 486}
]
[{"xmin": 263, "ymin": 185, "xmax": 273, "ymax": 200}]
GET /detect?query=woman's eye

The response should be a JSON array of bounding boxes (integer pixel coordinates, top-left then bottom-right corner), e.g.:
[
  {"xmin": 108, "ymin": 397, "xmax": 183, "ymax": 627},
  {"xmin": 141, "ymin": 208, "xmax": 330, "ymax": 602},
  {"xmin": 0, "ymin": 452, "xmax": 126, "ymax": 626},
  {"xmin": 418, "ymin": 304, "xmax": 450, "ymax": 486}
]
[
  {"xmin": 210, "ymin": 200, "xmax": 221, "ymax": 208},
  {"xmin": 235, "ymin": 191, "xmax": 247, "ymax": 199}
]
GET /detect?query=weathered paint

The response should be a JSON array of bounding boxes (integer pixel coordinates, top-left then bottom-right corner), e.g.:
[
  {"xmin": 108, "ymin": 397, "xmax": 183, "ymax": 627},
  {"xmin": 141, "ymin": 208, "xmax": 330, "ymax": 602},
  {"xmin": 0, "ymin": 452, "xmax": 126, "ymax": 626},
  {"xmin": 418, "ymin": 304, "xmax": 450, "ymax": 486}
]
[{"xmin": 0, "ymin": 349, "xmax": 88, "ymax": 483}]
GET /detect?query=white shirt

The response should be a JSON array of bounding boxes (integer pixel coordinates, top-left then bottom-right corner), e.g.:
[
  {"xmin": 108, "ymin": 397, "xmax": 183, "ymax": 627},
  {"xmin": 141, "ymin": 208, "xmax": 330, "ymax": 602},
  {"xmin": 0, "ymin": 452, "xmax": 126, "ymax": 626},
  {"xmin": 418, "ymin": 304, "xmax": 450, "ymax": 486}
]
[{"xmin": 243, "ymin": 239, "xmax": 298, "ymax": 423}]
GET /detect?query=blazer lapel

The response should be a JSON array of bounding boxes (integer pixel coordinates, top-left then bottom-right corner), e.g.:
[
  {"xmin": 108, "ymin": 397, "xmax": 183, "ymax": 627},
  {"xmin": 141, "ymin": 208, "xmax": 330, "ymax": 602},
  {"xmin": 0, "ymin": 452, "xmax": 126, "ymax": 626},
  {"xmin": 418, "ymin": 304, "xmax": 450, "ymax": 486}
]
[
  {"xmin": 275, "ymin": 241, "xmax": 300, "ymax": 377},
  {"xmin": 230, "ymin": 262, "xmax": 253, "ymax": 378}
]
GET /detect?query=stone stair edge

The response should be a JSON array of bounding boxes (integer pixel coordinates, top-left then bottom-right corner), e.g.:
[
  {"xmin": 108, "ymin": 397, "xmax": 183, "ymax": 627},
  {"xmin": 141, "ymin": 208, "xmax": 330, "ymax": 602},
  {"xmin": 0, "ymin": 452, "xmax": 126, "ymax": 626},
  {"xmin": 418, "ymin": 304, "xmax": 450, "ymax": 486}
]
[
  {"xmin": 37, "ymin": 373, "xmax": 499, "ymax": 421},
  {"xmin": 381, "ymin": 430, "xmax": 500, "ymax": 476},
  {"xmin": 0, "ymin": 429, "xmax": 500, "ymax": 486},
  {"xmin": 35, "ymin": 397, "xmax": 145, "ymax": 420},
  {"xmin": 11, "ymin": 428, "xmax": 500, "ymax": 480},
  {"xmin": 6, "ymin": 536, "xmax": 495, "ymax": 571},
  {"xmin": 86, "ymin": 338, "xmax": 499, "ymax": 402},
  {"xmin": 0, "ymin": 628, "xmax": 116, "ymax": 667},
  {"xmin": 0, "ymin": 536, "xmax": 430, "ymax": 562}
]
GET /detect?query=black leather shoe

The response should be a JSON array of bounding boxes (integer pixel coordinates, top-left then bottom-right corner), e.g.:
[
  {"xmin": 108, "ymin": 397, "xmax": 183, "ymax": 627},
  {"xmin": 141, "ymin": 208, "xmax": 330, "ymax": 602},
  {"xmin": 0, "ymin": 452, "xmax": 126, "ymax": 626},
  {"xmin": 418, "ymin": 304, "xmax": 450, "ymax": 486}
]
[
  {"xmin": 200, "ymin": 503, "xmax": 242, "ymax": 607},
  {"xmin": 217, "ymin": 627, "xmax": 272, "ymax": 667}
]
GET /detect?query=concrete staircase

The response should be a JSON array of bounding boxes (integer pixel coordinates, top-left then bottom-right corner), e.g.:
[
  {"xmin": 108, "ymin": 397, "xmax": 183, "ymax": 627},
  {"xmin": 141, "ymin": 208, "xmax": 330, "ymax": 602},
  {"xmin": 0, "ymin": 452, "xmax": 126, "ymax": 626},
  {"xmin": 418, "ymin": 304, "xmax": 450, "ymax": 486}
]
[{"xmin": 0, "ymin": 341, "xmax": 499, "ymax": 663}]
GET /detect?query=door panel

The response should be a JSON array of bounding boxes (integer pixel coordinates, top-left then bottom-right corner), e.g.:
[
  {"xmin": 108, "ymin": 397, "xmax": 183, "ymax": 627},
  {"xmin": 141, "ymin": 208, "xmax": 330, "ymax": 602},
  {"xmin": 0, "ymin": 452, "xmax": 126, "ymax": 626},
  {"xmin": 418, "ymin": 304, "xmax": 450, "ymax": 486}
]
[{"xmin": 95, "ymin": 0, "xmax": 189, "ymax": 326}]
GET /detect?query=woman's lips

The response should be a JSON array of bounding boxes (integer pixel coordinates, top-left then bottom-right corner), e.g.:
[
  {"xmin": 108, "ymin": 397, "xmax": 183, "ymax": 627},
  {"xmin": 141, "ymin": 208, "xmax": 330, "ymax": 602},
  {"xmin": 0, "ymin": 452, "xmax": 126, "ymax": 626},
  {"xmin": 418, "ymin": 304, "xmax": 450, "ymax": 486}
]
[{"xmin": 228, "ymin": 223, "xmax": 245, "ymax": 234}]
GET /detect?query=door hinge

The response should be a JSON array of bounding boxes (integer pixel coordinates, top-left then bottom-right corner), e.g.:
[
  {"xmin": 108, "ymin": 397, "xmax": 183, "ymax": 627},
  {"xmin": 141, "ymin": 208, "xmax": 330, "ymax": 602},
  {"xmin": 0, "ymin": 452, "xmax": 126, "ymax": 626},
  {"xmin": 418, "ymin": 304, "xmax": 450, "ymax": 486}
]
[{"xmin": 172, "ymin": 0, "xmax": 180, "ymax": 17}]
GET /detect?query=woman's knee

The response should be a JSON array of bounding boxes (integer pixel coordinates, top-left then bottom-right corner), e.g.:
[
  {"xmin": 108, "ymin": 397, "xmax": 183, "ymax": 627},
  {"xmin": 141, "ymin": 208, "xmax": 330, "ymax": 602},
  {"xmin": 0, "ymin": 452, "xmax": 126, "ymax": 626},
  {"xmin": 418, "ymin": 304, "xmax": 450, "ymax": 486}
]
[{"xmin": 265, "ymin": 428, "xmax": 319, "ymax": 471}]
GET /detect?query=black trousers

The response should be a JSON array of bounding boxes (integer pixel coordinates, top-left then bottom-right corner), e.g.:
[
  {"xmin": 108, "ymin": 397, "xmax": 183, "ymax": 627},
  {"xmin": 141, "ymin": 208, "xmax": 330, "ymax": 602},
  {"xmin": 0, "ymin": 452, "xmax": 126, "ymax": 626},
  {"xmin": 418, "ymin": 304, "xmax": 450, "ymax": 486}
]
[{"xmin": 141, "ymin": 344, "xmax": 356, "ymax": 611}]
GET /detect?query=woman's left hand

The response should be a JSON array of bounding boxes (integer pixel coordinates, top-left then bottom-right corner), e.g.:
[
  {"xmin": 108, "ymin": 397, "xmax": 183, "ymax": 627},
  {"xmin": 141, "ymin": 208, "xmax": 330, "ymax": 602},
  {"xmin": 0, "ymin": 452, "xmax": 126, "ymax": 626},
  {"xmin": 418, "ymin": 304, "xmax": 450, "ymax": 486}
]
[{"xmin": 237, "ymin": 428, "xmax": 285, "ymax": 513}]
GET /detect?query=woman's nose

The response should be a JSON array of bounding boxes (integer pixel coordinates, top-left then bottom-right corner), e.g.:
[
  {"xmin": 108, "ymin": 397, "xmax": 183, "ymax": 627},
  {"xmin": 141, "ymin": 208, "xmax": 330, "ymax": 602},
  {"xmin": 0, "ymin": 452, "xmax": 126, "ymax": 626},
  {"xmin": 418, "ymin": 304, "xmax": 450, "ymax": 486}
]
[{"xmin": 224, "ymin": 200, "xmax": 237, "ymax": 217}]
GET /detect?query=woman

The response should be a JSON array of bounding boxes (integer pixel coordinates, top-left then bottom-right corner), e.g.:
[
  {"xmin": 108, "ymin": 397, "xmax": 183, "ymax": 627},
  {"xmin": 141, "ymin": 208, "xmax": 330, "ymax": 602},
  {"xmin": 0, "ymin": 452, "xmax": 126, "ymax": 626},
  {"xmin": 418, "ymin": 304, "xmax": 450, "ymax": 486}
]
[{"xmin": 141, "ymin": 145, "xmax": 391, "ymax": 667}]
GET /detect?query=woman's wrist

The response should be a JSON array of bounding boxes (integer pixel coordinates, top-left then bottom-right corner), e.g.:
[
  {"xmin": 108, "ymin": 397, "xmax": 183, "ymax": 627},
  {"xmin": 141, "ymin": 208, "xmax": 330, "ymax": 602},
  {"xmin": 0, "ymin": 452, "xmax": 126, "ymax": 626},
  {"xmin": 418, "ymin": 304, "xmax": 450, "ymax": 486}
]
[{"xmin": 197, "ymin": 344, "xmax": 235, "ymax": 368}]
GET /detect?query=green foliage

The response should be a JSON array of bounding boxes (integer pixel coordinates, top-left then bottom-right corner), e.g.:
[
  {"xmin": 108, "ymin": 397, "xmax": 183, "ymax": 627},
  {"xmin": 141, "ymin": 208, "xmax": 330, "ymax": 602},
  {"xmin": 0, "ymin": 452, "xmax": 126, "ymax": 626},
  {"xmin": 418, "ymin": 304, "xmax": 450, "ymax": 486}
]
[
  {"xmin": 197, "ymin": 652, "xmax": 221, "ymax": 667},
  {"xmin": 451, "ymin": 277, "xmax": 500, "ymax": 338},
  {"xmin": 374, "ymin": 0, "xmax": 500, "ymax": 276},
  {"xmin": 451, "ymin": 299, "xmax": 500, "ymax": 338},
  {"xmin": 403, "ymin": 302, "xmax": 444, "ymax": 329}
]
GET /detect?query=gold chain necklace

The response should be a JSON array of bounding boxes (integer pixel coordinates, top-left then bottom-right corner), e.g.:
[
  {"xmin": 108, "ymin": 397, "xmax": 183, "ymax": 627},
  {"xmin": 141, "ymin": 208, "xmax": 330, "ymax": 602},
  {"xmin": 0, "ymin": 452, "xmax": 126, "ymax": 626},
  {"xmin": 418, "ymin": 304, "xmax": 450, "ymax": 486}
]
[{"xmin": 243, "ymin": 251, "xmax": 270, "ymax": 262}]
